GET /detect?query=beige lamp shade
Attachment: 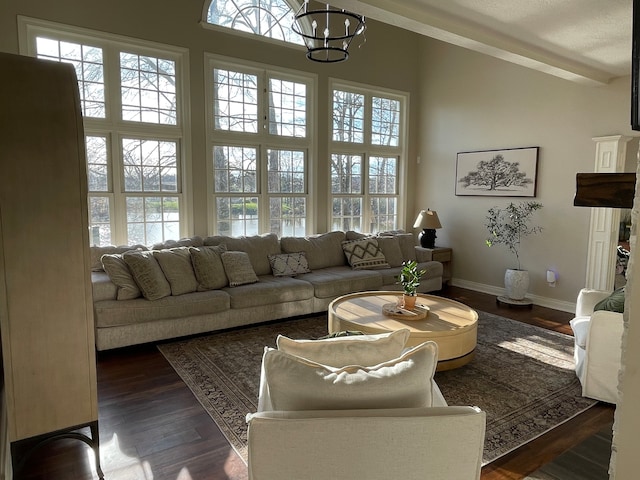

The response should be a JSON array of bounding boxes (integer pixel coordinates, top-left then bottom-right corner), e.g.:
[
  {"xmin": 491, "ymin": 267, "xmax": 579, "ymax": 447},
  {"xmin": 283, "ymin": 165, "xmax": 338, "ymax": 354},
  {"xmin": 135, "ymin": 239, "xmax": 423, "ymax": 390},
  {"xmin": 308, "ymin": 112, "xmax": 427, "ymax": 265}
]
[{"xmin": 413, "ymin": 210, "xmax": 442, "ymax": 230}]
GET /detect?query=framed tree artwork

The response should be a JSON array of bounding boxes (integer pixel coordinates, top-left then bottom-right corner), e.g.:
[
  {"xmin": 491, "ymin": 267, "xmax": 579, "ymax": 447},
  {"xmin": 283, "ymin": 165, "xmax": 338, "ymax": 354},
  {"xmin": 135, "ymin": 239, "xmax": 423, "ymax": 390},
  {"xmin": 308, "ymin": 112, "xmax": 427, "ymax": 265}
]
[{"xmin": 455, "ymin": 146, "xmax": 539, "ymax": 197}]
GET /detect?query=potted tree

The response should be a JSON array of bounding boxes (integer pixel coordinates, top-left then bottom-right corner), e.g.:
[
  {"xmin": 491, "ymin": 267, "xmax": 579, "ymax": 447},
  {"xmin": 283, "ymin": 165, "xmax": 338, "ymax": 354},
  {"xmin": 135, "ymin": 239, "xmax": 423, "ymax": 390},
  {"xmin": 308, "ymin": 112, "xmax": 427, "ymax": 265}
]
[
  {"xmin": 397, "ymin": 260, "xmax": 426, "ymax": 309},
  {"xmin": 485, "ymin": 201, "xmax": 543, "ymax": 300}
]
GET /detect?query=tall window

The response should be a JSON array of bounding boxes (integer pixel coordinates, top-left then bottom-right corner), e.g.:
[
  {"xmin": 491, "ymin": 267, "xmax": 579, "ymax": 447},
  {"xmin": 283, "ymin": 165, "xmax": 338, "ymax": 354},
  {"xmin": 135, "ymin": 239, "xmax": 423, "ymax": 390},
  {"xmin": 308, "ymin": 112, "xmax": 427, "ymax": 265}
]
[
  {"xmin": 330, "ymin": 84, "xmax": 405, "ymax": 233},
  {"xmin": 204, "ymin": 0, "xmax": 303, "ymax": 46},
  {"xmin": 207, "ymin": 56, "xmax": 313, "ymax": 236},
  {"xmin": 21, "ymin": 18, "xmax": 189, "ymax": 246}
]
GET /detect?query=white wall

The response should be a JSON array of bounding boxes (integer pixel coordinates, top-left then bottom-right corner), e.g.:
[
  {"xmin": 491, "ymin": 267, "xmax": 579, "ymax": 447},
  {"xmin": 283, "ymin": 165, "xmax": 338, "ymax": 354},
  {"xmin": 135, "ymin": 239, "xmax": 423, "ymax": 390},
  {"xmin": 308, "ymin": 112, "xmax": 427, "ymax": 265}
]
[{"xmin": 417, "ymin": 37, "xmax": 638, "ymax": 307}]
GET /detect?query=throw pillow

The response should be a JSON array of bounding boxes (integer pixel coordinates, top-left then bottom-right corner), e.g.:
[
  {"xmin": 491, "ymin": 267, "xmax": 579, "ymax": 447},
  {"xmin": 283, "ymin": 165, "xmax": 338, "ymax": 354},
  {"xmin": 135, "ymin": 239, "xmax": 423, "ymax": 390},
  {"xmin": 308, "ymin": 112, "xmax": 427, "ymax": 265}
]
[
  {"xmin": 276, "ymin": 329, "xmax": 410, "ymax": 367},
  {"xmin": 190, "ymin": 245, "xmax": 228, "ymax": 291},
  {"xmin": 154, "ymin": 247, "xmax": 199, "ymax": 296},
  {"xmin": 101, "ymin": 254, "xmax": 142, "ymax": 300},
  {"xmin": 594, "ymin": 287, "xmax": 625, "ymax": 313},
  {"xmin": 91, "ymin": 244, "xmax": 147, "ymax": 272},
  {"xmin": 122, "ymin": 250, "xmax": 172, "ymax": 300},
  {"xmin": 263, "ymin": 340, "xmax": 438, "ymax": 411},
  {"xmin": 221, "ymin": 251, "xmax": 259, "ymax": 287},
  {"xmin": 375, "ymin": 236, "xmax": 404, "ymax": 267},
  {"xmin": 341, "ymin": 238, "xmax": 390, "ymax": 270},
  {"xmin": 268, "ymin": 252, "xmax": 311, "ymax": 277}
]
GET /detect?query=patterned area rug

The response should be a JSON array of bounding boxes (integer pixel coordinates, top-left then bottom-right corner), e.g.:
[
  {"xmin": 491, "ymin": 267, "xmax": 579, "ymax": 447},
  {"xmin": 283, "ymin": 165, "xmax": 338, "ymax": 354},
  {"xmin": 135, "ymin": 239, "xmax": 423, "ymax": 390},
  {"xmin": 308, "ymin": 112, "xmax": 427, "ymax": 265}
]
[{"xmin": 158, "ymin": 311, "xmax": 596, "ymax": 466}]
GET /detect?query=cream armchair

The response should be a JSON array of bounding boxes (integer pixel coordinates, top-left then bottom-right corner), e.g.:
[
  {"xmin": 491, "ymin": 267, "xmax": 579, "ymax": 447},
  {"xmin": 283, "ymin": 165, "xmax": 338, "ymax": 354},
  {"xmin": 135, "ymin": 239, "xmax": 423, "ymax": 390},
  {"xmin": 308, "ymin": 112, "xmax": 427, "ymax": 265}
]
[
  {"xmin": 247, "ymin": 332, "xmax": 486, "ymax": 480},
  {"xmin": 569, "ymin": 288, "xmax": 624, "ymax": 404}
]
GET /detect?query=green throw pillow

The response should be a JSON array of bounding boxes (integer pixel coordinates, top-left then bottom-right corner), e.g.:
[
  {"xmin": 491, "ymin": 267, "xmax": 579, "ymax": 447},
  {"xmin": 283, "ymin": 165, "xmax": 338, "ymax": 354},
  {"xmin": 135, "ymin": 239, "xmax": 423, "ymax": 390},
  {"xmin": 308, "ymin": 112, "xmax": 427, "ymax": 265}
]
[{"xmin": 593, "ymin": 287, "xmax": 625, "ymax": 313}]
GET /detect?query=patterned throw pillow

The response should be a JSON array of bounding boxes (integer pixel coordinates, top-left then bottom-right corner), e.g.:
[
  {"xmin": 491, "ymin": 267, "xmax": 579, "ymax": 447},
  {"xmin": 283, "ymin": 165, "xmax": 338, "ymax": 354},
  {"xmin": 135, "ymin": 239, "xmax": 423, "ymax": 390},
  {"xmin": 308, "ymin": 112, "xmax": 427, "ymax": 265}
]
[
  {"xmin": 221, "ymin": 251, "xmax": 259, "ymax": 287},
  {"xmin": 268, "ymin": 252, "xmax": 311, "ymax": 277},
  {"xmin": 341, "ymin": 238, "xmax": 390, "ymax": 270}
]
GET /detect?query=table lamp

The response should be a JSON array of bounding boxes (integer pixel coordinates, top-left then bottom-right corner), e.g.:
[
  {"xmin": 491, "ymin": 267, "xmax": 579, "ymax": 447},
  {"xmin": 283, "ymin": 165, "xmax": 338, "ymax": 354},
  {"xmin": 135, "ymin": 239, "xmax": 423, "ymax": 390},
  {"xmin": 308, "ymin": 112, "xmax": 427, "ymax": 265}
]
[{"xmin": 413, "ymin": 209, "xmax": 442, "ymax": 248}]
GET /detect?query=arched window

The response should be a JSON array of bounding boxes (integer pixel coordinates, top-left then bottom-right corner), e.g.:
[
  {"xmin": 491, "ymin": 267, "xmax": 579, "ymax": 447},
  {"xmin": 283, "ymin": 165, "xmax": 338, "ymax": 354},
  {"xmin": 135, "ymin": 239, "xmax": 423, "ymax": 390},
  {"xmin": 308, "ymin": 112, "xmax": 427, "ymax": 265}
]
[{"xmin": 204, "ymin": 0, "xmax": 304, "ymax": 45}]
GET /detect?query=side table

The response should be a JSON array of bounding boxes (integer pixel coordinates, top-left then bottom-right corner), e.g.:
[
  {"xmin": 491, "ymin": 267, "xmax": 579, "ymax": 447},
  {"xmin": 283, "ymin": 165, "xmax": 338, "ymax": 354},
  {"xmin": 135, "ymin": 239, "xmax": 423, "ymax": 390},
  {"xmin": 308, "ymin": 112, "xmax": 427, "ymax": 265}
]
[{"xmin": 417, "ymin": 246, "xmax": 452, "ymax": 284}]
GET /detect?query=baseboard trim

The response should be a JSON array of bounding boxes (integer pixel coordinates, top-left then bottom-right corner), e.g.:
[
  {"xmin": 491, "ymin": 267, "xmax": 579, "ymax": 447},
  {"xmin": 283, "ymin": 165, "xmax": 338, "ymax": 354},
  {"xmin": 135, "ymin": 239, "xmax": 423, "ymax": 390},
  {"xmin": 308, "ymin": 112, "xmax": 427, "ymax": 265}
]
[{"xmin": 450, "ymin": 278, "xmax": 575, "ymax": 314}]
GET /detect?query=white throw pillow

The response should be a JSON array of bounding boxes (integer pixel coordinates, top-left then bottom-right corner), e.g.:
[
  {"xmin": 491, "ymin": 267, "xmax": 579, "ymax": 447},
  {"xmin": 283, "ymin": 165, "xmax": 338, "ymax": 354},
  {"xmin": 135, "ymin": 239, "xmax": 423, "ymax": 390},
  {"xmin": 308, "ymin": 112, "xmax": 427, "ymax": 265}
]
[
  {"xmin": 276, "ymin": 329, "xmax": 410, "ymax": 367},
  {"xmin": 221, "ymin": 251, "xmax": 259, "ymax": 287},
  {"xmin": 263, "ymin": 341, "xmax": 438, "ymax": 411}
]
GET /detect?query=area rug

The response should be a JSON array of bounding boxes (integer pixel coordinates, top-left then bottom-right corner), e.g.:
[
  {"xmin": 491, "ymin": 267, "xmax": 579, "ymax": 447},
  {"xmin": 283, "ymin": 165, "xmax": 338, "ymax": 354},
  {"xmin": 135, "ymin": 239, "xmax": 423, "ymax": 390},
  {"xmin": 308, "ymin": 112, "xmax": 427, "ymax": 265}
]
[{"xmin": 158, "ymin": 311, "xmax": 596, "ymax": 465}]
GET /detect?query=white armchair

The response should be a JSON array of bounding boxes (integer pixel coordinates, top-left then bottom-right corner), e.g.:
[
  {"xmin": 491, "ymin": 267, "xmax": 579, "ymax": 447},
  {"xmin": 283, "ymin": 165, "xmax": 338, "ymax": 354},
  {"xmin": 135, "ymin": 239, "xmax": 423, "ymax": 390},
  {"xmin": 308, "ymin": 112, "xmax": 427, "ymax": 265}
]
[
  {"xmin": 247, "ymin": 331, "xmax": 486, "ymax": 479},
  {"xmin": 569, "ymin": 288, "xmax": 624, "ymax": 404}
]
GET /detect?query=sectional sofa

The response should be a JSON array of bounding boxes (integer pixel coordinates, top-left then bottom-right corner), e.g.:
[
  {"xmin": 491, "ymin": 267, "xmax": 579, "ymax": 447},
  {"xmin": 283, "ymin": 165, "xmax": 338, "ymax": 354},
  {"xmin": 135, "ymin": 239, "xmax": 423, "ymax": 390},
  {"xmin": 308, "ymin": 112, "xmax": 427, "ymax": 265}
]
[{"xmin": 90, "ymin": 230, "xmax": 444, "ymax": 350}]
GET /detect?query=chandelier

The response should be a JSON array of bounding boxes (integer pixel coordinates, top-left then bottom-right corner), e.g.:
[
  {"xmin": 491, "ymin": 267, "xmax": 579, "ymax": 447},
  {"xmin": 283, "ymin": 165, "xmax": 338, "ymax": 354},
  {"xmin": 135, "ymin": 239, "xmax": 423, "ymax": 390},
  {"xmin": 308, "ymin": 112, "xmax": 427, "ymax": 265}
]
[{"xmin": 292, "ymin": 1, "xmax": 366, "ymax": 63}]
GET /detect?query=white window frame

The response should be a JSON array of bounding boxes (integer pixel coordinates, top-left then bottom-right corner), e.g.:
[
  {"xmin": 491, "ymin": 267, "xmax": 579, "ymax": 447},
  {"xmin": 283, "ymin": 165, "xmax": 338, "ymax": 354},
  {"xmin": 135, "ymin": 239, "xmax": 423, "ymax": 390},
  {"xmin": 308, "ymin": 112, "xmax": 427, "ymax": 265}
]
[
  {"xmin": 329, "ymin": 79, "xmax": 408, "ymax": 233},
  {"xmin": 200, "ymin": 0, "xmax": 306, "ymax": 50},
  {"xmin": 18, "ymin": 16, "xmax": 192, "ymax": 246},
  {"xmin": 205, "ymin": 53, "xmax": 317, "ymax": 236}
]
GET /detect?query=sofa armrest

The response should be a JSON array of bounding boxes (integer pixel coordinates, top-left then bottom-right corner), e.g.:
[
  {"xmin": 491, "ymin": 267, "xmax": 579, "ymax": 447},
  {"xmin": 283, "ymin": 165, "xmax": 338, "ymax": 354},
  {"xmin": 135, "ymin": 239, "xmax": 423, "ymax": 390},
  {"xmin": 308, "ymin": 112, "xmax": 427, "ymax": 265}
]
[
  {"xmin": 581, "ymin": 310, "xmax": 624, "ymax": 404},
  {"xmin": 415, "ymin": 246, "xmax": 432, "ymax": 263},
  {"xmin": 576, "ymin": 288, "xmax": 611, "ymax": 317}
]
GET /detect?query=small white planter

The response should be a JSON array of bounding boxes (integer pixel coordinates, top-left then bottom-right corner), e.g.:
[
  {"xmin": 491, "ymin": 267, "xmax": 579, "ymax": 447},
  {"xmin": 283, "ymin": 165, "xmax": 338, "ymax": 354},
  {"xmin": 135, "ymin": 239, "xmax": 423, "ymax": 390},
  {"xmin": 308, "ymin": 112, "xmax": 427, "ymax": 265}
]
[{"xmin": 504, "ymin": 269, "xmax": 529, "ymax": 300}]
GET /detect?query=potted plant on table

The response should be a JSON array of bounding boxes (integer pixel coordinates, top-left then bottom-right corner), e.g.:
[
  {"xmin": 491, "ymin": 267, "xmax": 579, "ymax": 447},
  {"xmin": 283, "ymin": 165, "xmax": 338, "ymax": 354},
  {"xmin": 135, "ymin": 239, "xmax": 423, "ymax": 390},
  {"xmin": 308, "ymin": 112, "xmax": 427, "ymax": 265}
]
[
  {"xmin": 485, "ymin": 200, "xmax": 543, "ymax": 301},
  {"xmin": 397, "ymin": 260, "xmax": 426, "ymax": 309}
]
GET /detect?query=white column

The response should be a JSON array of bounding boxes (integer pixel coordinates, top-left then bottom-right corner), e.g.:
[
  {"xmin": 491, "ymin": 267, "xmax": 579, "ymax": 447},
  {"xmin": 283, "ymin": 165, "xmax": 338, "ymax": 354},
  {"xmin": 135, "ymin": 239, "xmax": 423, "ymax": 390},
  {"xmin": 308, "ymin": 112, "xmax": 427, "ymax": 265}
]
[{"xmin": 585, "ymin": 135, "xmax": 632, "ymax": 291}]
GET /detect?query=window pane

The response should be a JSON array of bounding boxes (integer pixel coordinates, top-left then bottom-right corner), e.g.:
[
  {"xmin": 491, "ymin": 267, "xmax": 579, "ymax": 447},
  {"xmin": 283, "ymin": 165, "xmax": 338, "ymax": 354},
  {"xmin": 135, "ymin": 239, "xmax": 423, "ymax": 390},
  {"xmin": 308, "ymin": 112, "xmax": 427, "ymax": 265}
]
[
  {"xmin": 332, "ymin": 197, "xmax": 362, "ymax": 232},
  {"xmin": 371, "ymin": 96, "xmax": 400, "ymax": 146},
  {"xmin": 126, "ymin": 196, "xmax": 179, "ymax": 245},
  {"xmin": 267, "ymin": 149, "xmax": 305, "ymax": 193},
  {"xmin": 88, "ymin": 196, "xmax": 112, "ymax": 246},
  {"xmin": 120, "ymin": 52, "xmax": 177, "ymax": 125},
  {"xmin": 213, "ymin": 145, "xmax": 257, "ymax": 193},
  {"xmin": 206, "ymin": 0, "xmax": 304, "ymax": 45},
  {"xmin": 216, "ymin": 196, "xmax": 258, "ymax": 236},
  {"xmin": 368, "ymin": 156, "xmax": 397, "ymax": 194},
  {"xmin": 331, "ymin": 154, "xmax": 362, "ymax": 194},
  {"xmin": 123, "ymin": 138, "xmax": 178, "ymax": 192},
  {"xmin": 370, "ymin": 197, "xmax": 397, "ymax": 232},
  {"xmin": 35, "ymin": 37, "xmax": 105, "ymax": 118},
  {"xmin": 270, "ymin": 197, "xmax": 306, "ymax": 237},
  {"xmin": 86, "ymin": 135, "xmax": 109, "ymax": 192},
  {"xmin": 213, "ymin": 69, "xmax": 258, "ymax": 133},
  {"xmin": 332, "ymin": 90, "xmax": 364, "ymax": 143},
  {"xmin": 269, "ymin": 78, "xmax": 306, "ymax": 137}
]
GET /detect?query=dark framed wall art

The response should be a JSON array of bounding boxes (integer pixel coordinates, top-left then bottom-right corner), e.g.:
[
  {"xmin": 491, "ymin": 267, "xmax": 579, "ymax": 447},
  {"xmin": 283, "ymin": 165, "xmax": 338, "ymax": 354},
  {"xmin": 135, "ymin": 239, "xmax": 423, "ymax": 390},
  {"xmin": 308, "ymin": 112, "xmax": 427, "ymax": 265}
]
[{"xmin": 455, "ymin": 146, "xmax": 539, "ymax": 197}]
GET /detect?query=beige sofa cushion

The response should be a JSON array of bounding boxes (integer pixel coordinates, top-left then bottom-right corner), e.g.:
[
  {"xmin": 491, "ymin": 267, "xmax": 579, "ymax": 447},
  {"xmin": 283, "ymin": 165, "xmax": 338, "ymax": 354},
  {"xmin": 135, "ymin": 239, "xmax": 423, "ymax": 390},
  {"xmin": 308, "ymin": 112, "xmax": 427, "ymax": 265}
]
[
  {"xmin": 276, "ymin": 329, "xmax": 410, "ymax": 367},
  {"xmin": 122, "ymin": 250, "xmax": 171, "ymax": 300},
  {"xmin": 221, "ymin": 251, "xmax": 259, "ymax": 287},
  {"xmin": 204, "ymin": 233, "xmax": 280, "ymax": 276},
  {"xmin": 94, "ymin": 290, "xmax": 230, "ymax": 328},
  {"xmin": 101, "ymin": 254, "xmax": 142, "ymax": 300},
  {"xmin": 263, "ymin": 341, "xmax": 438, "ymax": 411},
  {"xmin": 190, "ymin": 245, "xmax": 228, "ymax": 291},
  {"xmin": 151, "ymin": 235, "xmax": 204, "ymax": 250},
  {"xmin": 154, "ymin": 247, "xmax": 199, "ymax": 296},
  {"xmin": 280, "ymin": 231, "xmax": 346, "ymax": 270}
]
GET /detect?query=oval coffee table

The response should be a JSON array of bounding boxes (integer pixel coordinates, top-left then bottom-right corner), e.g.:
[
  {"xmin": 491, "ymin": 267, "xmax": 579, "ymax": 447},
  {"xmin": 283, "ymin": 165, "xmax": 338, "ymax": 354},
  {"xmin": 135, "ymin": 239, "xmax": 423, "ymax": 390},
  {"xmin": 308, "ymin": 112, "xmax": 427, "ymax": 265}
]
[{"xmin": 328, "ymin": 291, "xmax": 478, "ymax": 371}]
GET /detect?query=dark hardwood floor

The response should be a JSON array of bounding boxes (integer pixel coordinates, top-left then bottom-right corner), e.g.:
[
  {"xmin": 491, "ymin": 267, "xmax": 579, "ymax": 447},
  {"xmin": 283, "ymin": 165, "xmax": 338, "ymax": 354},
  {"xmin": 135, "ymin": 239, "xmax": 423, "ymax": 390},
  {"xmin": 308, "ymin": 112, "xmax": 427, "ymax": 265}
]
[{"xmin": 18, "ymin": 286, "xmax": 615, "ymax": 480}]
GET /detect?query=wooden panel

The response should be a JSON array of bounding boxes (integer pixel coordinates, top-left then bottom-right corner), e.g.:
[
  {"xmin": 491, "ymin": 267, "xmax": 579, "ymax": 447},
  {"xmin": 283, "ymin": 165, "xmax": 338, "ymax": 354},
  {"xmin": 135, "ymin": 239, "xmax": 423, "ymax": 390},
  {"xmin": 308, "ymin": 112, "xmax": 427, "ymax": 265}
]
[
  {"xmin": 574, "ymin": 173, "xmax": 636, "ymax": 208},
  {"xmin": 0, "ymin": 53, "xmax": 97, "ymax": 441}
]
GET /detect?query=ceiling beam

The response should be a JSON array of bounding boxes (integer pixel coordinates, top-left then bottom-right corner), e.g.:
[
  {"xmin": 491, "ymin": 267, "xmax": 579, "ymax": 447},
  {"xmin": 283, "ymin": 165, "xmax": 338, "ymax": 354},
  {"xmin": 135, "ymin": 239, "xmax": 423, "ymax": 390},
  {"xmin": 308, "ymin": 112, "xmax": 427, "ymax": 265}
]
[{"xmin": 332, "ymin": 0, "xmax": 614, "ymax": 86}]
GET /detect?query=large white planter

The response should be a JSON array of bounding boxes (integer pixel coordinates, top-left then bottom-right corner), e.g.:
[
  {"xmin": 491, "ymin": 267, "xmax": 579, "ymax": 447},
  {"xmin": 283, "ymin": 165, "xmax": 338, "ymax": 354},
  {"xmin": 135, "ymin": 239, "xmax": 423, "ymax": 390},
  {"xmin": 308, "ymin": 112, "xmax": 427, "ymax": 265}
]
[{"xmin": 504, "ymin": 269, "xmax": 529, "ymax": 300}]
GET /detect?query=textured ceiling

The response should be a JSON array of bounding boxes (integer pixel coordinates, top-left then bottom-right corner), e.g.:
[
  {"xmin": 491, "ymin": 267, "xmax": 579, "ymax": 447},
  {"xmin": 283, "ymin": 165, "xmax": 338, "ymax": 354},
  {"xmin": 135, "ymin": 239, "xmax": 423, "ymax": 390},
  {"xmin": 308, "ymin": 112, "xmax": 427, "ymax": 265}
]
[{"xmin": 332, "ymin": 0, "xmax": 632, "ymax": 85}]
